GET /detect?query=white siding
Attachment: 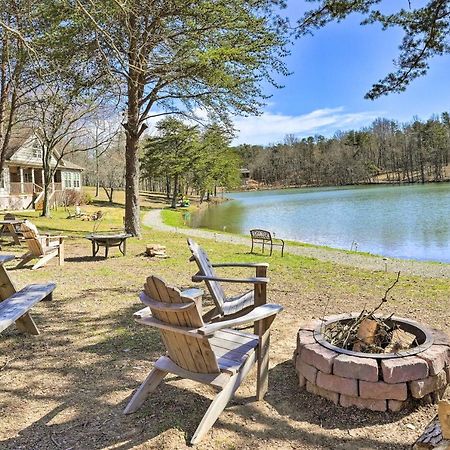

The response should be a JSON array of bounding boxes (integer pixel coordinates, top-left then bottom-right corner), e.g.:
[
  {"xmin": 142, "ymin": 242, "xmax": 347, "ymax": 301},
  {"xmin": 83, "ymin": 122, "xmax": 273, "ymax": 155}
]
[
  {"xmin": 10, "ymin": 136, "xmax": 58, "ymax": 166},
  {"xmin": 0, "ymin": 167, "xmax": 9, "ymax": 193}
]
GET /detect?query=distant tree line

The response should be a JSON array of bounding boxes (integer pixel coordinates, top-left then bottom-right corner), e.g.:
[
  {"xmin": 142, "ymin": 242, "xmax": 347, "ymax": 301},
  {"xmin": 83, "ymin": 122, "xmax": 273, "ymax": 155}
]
[{"xmin": 237, "ymin": 114, "xmax": 450, "ymax": 187}]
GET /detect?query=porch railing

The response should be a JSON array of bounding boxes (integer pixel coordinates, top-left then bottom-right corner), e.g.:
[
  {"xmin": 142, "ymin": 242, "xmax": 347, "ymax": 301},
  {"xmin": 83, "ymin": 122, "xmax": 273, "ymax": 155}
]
[
  {"xmin": 9, "ymin": 182, "xmax": 62, "ymax": 195},
  {"xmin": 9, "ymin": 182, "xmax": 35, "ymax": 195}
]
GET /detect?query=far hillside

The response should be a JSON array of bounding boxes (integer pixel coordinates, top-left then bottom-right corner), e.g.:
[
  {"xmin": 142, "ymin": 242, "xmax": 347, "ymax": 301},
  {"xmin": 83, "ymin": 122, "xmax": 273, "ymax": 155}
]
[{"xmin": 237, "ymin": 114, "xmax": 450, "ymax": 188}]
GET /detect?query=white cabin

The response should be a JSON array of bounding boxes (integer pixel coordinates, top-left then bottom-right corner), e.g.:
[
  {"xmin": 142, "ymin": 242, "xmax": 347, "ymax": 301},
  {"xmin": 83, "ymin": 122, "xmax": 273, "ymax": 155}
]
[{"xmin": 0, "ymin": 130, "xmax": 83, "ymax": 210}]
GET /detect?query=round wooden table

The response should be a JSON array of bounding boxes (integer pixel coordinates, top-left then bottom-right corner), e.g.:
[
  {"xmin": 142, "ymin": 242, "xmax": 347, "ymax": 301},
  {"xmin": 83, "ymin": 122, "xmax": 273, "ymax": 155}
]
[{"xmin": 85, "ymin": 233, "xmax": 132, "ymax": 258}]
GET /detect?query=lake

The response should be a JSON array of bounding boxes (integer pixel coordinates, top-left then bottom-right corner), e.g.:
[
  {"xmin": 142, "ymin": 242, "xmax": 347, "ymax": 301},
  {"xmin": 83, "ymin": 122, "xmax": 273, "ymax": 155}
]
[{"xmin": 186, "ymin": 183, "xmax": 450, "ymax": 263}]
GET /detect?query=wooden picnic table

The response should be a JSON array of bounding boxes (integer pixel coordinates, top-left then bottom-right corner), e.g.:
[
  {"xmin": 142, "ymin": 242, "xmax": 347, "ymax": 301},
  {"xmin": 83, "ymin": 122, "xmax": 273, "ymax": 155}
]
[
  {"xmin": 0, "ymin": 219, "xmax": 25, "ymax": 245},
  {"xmin": 85, "ymin": 233, "xmax": 132, "ymax": 258}
]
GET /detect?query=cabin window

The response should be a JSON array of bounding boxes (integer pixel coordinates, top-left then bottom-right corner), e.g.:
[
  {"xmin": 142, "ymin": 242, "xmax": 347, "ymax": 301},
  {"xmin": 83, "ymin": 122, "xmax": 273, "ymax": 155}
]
[
  {"xmin": 63, "ymin": 172, "xmax": 73, "ymax": 188},
  {"xmin": 24, "ymin": 172, "xmax": 33, "ymax": 183},
  {"xmin": 73, "ymin": 172, "xmax": 80, "ymax": 188},
  {"xmin": 32, "ymin": 140, "xmax": 43, "ymax": 158}
]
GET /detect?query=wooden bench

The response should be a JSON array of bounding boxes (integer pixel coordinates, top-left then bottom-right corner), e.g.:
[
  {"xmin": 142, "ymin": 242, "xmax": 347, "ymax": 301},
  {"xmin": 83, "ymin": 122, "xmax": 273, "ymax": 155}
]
[
  {"xmin": 250, "ymin": 229, "xmax": 285, "ymax": 256},
  {"xmin": 0, "ymin": 283, "xmax": 56, "ymax": 334}
]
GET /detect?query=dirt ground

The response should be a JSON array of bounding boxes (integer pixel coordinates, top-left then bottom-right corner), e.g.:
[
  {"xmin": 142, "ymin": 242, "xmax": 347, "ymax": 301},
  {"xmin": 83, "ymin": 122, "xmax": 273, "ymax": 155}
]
[{"xmin": 1, "ymin": 222, "xmax": 449, "ymax": 450}]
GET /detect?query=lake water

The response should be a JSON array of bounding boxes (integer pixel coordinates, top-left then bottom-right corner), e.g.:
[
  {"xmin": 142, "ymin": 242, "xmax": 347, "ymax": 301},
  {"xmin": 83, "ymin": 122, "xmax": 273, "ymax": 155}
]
[{"xmin": 187, "ymin": 183, "xmax": 450, "ymax": 263}]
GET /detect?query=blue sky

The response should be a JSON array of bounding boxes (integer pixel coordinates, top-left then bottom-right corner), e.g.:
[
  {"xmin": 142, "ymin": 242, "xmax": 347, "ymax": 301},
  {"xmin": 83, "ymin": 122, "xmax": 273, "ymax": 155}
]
[{"xmin": 232, "ymin": 3, "xmax": 450, "ymax": 145}]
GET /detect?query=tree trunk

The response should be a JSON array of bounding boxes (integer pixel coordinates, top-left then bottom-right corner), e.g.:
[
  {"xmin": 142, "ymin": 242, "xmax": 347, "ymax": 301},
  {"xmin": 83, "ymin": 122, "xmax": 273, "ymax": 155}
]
[
  {"xmin": 123, "ymin": 54, "xmax": 141, "ymax": 236},
  {"xmin": 171, "ymin": 173, "xmax": 178, "ymax": 208},
  {"xmin": 102, "ymin": 185, "xmax": 114, "ymax": 202},
  {"xmin": 95, "ymin": 148, "xmax": 99, "ymax": 197},
  {"xmin": 166, "ymin": 176, "xmax": 170, "ymax": 199},
  {"xmin": 41, "ymin": 183, "xmax": 51, "ymax": 217},
  {"xmin": 124, "ymin": 130, "xmax": 140, "ymax": 236}
]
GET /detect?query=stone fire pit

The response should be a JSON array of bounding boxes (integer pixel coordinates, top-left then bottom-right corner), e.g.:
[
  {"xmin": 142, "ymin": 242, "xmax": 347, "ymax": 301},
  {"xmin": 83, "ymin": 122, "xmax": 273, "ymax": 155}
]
[{"xmin": 294, "ymin": 313, "xmax": 450, "ymax": 412}]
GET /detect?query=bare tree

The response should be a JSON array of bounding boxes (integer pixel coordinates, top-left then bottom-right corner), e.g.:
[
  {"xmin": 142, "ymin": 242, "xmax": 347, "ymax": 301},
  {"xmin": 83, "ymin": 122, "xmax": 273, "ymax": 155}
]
[
  {"xmin": 98, "ymin": 131, "xmax": 125, "ymax": 203},
  {"xmin": 30, "ymin": 79, "xmax": 111, "ymax": 216}
]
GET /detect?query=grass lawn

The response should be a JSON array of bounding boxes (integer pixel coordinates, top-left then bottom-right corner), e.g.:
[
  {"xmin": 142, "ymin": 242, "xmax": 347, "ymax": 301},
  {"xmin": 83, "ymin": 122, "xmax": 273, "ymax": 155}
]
[{"xmin": 0, "ymin": 189, "xmax": 449, "ymax": 449}]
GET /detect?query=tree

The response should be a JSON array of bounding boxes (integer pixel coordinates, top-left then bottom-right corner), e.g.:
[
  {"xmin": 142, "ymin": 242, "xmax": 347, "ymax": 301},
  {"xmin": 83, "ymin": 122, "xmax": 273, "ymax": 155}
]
[
  {"xmin": 98, "ymin": 132, "xmax": 126, "ymax": 203},
  {"xmin": 72, "ymin": 0, "xmax": 288, "ymax": 235},
  {"xmin": 141, "ymin": 117, "xmax": 200, "ymax": 208},
  {"xmin": 296, "ymin": 1, "xmax": 450, "ymax": 99},
  {"xmin": 29, "ymin": 0, "xmax": 117, "ymax": 216},
  {"xmin": 0, "ymin": 0, "xmax": 38, "ymax": 177},
  {"xmin": 192, "ymin": 124, "xmax": 241, "ymax": 200},
  {"xmin": 30, "ymin": 76, "xmax": 109, "ymax": 216}
]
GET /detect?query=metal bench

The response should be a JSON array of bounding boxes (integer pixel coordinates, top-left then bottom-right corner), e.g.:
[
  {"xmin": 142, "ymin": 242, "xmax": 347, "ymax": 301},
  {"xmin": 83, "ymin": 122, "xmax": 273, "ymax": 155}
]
[{"xmin": 250, "ymin": 229, "xmax": 285, "ymax": 257}]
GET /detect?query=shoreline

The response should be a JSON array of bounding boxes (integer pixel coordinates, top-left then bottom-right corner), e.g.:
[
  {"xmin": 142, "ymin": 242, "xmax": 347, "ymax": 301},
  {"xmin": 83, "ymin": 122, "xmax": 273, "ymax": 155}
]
[
  {"xmin": 144, "ymin": 209, "xmax": 450, "ymax": 279},
  {"xmin": 233, "ymin": 178, "xmax": 450, "ymax": 193}
]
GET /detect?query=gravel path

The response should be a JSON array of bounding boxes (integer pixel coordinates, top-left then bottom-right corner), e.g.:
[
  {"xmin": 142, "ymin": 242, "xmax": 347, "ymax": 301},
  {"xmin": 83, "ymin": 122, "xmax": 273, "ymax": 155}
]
[{"xmin": 143, "ymin": 209, "xmax": 450, "ymax": 279}]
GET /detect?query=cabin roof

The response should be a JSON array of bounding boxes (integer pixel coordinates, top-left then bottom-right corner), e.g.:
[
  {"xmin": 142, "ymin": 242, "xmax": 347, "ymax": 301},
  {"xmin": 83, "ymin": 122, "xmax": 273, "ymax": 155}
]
[
  {"xmin": 4, "ymin": 128, "xmax": 84, "ymax": 171},
  {"xmin": 5, "ymin": 128, "xmax": 34, "ymax": 160},
  {"xmin": 60, "ymin": 160, "xmax": 84, "ymax": 171}
]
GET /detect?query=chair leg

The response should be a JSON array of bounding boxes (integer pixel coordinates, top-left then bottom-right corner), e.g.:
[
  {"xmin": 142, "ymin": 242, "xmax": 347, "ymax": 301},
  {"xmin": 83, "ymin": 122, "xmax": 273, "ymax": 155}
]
[
  {"xmin": 123, "ymin": 367, "xmax": 167, "ymax": 414},
  {"xmin": 15, "ymin": 253, "xmax": 34, "ymax": 269},
  {"xmin": 256, "ymin": 330, "xmax": 270, "ymax": 401},
  {"xmin": 32, "ymin": 251, "xmax": 57, "ymax": 270},
  {"xmin": 191, "ymin": 373, "xmax": 239, "ymax": 445},
  {"xmin": 58, "ymin": 243, "xmax": 64, "ymax": 265},
  {"xmin": 15, "ymin": 312, "xmax": 40, "ymax": 335},
  {"xmin": 191, "ymin": 349, "xmax": 258, "ymax": 445}
]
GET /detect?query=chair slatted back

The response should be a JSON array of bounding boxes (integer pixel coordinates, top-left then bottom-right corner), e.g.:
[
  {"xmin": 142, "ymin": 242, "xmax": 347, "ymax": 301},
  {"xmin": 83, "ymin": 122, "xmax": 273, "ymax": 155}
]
[
  {"xmin": 20, "ymin": 221, "xmax": 44, "ymax": 256},
  {"xmin": 187, "ymin": 239, "xmax": 226, "ymax": 312},
  {"xmin": 143, "ymin": 275, "xmax": 220, "ymax": 374},
  {"xmin": 250, "ymin": 229, "xmax": 272, "ymax": 242}
]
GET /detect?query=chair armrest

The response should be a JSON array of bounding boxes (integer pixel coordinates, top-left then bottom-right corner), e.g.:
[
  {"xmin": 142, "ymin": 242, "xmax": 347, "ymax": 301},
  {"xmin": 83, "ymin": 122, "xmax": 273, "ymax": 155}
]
[
  {"xmin": 211, "ymin": 262, "xmax": 269, "ymax": 268},
  {"xmin": 192, "ymin": 274, "xmax": 269, "ymax": 284},
  {"xmin": 46, "ymin": 235, "xmax": 66, "ymax": 242},
  {"xmin": 180, "ymin": 287, "xmax": 203, "ymax": 299},
  {"xmin": 198, "ymin": 304, "xmax": 283, "ymax": 336},
  {"xmin": 133, "ymin": 306, "xmax": 151, "ymax": 319}
]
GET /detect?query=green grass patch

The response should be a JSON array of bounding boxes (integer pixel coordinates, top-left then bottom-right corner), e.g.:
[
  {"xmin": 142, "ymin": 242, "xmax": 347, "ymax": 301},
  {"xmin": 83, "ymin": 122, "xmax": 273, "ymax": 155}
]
[{"xmin": 161, "ymin": 208, "xmax": 192, "ymax": 228}]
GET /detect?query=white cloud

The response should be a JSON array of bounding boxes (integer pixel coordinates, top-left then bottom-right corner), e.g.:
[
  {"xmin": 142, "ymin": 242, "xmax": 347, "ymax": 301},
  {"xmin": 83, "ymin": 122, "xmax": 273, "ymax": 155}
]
[{"xmin": 232, "ymin": 107, "xmax": 383, "ymax": 145}]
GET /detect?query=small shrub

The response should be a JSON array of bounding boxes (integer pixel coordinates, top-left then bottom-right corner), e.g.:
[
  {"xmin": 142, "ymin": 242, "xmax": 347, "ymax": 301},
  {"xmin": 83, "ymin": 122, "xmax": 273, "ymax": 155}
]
[
  {"xmin": 81, "ymin": 191, "xmax": 92, "ymax": 205},
  {"xmin": 62, "ymin": 189, "xmax": 91, "ymax": 206}
]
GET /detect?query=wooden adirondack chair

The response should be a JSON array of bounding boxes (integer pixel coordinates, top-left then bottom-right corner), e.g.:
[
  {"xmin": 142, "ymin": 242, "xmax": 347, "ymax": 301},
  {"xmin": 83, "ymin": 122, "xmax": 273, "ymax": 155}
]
[
  {"xmin": 124, "ymin": 275, "xmax": 282, "ymax": 445},
  {"xmin": 187, "ymin": 238, "xmax": 269, "ymax": 322},
  {"xmin": 16, "ymin": 220, "xmax": 65, "ymax": 270}
]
